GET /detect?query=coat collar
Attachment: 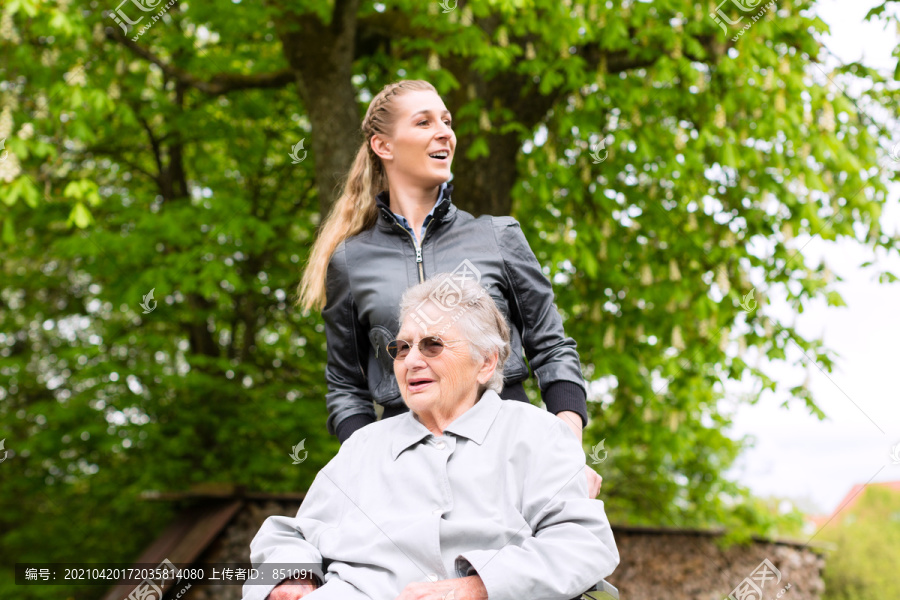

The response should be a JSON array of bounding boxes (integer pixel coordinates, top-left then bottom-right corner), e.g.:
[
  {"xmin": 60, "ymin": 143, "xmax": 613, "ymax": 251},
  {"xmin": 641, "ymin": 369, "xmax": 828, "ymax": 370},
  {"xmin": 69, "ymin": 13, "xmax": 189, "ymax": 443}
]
[
  {"xmin": 390, "ymin": 389, "xmax": 503, "ymax": 460},
  {"xmin": 375, "ymin": 183, "xmax": 456, "ymax": 233}
]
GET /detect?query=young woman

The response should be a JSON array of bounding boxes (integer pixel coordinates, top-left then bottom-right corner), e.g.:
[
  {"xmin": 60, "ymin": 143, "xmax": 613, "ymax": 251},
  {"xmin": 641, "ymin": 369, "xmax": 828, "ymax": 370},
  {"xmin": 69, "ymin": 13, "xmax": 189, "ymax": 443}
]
[{"xmin": 297, "ymin": 80, "xmax": 602, "ymax": 495}]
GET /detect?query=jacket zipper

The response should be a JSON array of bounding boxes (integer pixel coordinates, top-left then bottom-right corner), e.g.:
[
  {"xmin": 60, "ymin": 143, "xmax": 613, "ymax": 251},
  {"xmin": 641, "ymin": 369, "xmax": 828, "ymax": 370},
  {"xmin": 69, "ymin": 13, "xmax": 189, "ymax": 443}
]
[
  {"xmin": 416, "ymin": 217, "xmax": 437, "ymax": 282},
  {"xmin": 415, "ymin": 246, "xmax": 424, "ymax": 281},
  {"xmin": 399, "ymin": 219, "xmax": 434, "ymax": 283},
  {"xmin": 387, "ymin": 202, "xmax": 440, "ymax": 283}
]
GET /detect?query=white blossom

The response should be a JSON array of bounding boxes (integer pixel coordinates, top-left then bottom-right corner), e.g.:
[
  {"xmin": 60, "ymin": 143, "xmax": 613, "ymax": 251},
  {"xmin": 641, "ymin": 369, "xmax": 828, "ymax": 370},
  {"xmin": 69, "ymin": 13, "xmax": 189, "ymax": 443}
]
[
  {"xmin": 0, "ymin": 149, "xmax": 22, "ymax": 182},
  {"xmin": 0, "ymin": 107, "xmax": 13, "ymax": 139},
  {"xmin": 65, "ymin": 64, "xmax": 87, "ymax": 87},
  {"xmin": 17, "ymin": 123, "xmax": 34, "ymax": 140},
  {"xmin": 671, "ymin": 325, "xmax": 685, "ymax": 350},
  {"xmin": 1, "ymin": 11, "xmax": 21, "ymax": 43}
]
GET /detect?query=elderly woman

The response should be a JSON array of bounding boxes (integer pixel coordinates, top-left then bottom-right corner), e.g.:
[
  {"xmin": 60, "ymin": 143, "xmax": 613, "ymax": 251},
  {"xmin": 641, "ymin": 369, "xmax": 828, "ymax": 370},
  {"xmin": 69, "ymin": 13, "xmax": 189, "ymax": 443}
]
[{"xmin": 244, "ymin": 274, "xmax": 619, "ymax": 600}]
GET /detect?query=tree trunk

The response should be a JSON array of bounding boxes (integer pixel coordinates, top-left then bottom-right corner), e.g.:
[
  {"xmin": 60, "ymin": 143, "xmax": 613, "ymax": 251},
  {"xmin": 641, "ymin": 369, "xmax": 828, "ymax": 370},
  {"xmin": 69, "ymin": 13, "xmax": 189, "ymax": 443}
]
[
  {"xmin": 449, "ymin": 131, "xmax": 520, "ymax": 217},
  {"xmin": 441, "ymin": 64, "xmax": 562, "ymax": 218},
  {"xmin": 275, "ymin": 1, "xmax": 361, "ymax": 216}
]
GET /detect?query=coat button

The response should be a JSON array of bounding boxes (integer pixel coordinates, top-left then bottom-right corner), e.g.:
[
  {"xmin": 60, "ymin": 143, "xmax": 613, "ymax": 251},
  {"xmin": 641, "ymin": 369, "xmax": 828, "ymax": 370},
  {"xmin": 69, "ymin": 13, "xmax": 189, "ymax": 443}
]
[
  {"xmin": 435, "ymin": 440, "xmax": 446, "ymax": 449},
  {"xmin": 427, "ymin": 573, "xmax": 439, "ymax": 582}
]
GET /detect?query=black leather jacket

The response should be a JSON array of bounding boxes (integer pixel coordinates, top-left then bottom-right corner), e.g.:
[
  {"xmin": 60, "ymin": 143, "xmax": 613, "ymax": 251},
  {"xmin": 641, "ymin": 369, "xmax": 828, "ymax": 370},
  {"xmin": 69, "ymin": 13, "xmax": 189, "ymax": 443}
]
[{"xmin": 322, "ymin": 184, "xmax": 587, "ymax": 442}]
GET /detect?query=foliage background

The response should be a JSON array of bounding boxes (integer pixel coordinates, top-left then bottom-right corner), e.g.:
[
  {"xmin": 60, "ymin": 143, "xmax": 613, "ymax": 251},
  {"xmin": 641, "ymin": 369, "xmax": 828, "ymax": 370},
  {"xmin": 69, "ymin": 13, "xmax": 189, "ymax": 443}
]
[
  {"xmin": 820, "ymin": 486, "xmax": 900, "ymax": 600},
  {"xmin": 1, "ymin": 0, "xmax": 899, "ymax": 598}
]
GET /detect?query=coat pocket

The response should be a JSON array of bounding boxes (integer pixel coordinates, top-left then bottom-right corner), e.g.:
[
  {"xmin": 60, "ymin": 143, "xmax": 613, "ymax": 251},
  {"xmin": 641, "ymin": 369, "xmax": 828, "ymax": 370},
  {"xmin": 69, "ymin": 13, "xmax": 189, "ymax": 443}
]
[{"xmin": 367, "ymin": 325, "xmax": 401, "ymax": 403}]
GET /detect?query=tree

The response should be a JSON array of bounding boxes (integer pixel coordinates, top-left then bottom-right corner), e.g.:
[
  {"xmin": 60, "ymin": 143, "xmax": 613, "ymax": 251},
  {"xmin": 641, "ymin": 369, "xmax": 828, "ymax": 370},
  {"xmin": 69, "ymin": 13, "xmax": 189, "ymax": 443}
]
[
  {"xmin": 820, "ymin": 485, "xmax": 900, "ymax": 600},
  {"xmin": 0, "ymin": 0, "xmax": 897, "ymax": 597}
]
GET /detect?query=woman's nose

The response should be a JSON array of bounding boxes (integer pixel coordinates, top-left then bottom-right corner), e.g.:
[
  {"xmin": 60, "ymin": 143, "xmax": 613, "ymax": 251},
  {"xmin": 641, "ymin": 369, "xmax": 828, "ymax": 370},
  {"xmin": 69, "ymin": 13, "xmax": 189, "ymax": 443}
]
[{"xmin": 403, "ymin": 342, "xmax": 427, "ymax": 367}]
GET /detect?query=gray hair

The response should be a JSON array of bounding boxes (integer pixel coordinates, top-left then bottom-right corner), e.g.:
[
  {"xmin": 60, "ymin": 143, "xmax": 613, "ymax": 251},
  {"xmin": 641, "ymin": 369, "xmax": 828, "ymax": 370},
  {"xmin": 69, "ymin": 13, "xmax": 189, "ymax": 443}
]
[{"xmin": 398, "ymin": 273, "xmax": 511, "ymax": 394}]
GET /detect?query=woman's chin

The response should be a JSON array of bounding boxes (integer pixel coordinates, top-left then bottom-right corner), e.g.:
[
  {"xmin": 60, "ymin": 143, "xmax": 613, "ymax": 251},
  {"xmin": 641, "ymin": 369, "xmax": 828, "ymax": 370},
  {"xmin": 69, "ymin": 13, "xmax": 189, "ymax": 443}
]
[
  {"xmin": 404, "ymin": 390, "xmax": 437, "ymax": 413},
  {"xmin": 411, "ymin": 170, "xmax": 452, "ymax": 188}
]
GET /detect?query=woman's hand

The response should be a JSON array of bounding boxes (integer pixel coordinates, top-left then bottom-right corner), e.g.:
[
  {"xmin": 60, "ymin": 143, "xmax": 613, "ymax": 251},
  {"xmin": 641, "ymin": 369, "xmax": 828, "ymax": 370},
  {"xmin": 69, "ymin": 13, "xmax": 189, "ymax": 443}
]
[
  {"xmin": 267, "ymin": 576, "xmax": 319, "ymax": 600},
  {"xmin": 584, "ymin": 464, "xmax": 603, "ymax": 498},
  {"xmin": 393, "ymin": 575, "xmax": 488, "ymax": 600}
]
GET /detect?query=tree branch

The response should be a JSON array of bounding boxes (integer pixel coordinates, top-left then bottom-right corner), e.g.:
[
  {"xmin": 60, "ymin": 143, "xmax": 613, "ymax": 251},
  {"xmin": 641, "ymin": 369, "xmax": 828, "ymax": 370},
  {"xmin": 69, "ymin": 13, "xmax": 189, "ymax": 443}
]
[
  {"xmin": 84, "ymin": 145, "xmax": 158, "ymax": 182},
  {"xmin": 135, "ymin": 112, "xmax": 164, "ymax": 188},
  {"xmin": 105, "ymin": 27, "xmax": 295, "ymax": 95}
]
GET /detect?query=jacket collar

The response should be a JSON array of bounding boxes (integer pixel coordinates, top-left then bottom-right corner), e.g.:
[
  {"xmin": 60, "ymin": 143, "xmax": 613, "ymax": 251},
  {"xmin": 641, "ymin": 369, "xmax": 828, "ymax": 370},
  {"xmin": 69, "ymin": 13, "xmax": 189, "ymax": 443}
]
[
  {"xmin": 390, "ymin": 389, "xmax": 503, "ymax": 460},
  {"xmin": 375, "ymin": 183, "xmax": 456, "ymax": 233}
]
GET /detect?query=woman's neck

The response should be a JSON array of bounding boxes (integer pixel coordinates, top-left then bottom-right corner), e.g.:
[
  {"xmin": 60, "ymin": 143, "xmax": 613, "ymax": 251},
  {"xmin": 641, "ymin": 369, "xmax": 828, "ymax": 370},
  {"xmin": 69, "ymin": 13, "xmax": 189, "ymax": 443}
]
[
  {"xmin": 412, "ymin": 390, "xmax": 480, "ymax": 437},
  {"xmin": 388, "ymin": 184, "xmax": 442, "ymax": 244}
]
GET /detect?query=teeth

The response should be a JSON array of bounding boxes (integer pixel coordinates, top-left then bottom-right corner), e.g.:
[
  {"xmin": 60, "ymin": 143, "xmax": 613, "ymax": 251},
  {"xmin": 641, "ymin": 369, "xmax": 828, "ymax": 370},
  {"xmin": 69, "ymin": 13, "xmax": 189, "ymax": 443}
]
[{"xmin": 429, "ymin": 151, "xmax": 448, "ymax": 158}]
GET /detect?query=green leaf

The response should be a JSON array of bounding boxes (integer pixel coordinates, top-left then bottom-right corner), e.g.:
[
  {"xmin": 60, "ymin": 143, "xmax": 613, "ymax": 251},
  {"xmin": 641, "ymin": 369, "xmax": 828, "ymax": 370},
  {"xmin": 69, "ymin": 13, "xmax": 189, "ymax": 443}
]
[
  {"xmin": 68, "ymin": 202, "xmax": 94, "ymax": 229},
  {"xmin": 1, "ymin": 179, "xmax": 21, "ymax": 206},
  {"xmin": 465, "ymin": 136, "xmax": 490, "ymax": 160},
  {"xmin": 825, "ymin": 291, "xmax": 847, "ymax": 307},
  {"xmin": 20, "ymin": 178, "xmax": 41, "ymax": 208},
  {"xmin": 1, "ymin": 217, "xmax": 15, "ymax": 244}
]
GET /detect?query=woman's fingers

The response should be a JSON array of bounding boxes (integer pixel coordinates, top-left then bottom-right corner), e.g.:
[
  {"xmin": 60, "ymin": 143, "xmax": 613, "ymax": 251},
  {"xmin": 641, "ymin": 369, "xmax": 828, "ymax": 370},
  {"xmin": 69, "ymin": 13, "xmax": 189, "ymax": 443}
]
[
  {"xmin": 584, "ymin": 464, "xmax": 603, "ymax": 498},
  {"xmin": 394, "ymin": 581, "xmax": 458, "ymax": 600},
  {"xmin": 268, "ymin": 578, "xmax": 319, "ymax": 600}
]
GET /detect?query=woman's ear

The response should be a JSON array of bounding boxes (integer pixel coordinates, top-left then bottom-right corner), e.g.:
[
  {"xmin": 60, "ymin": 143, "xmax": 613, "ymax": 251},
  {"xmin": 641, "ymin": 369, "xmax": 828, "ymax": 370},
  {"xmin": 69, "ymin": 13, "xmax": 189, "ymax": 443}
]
[
  {"xmin": 371, "ymin": 135, "xmax": 392, "ymax": 160},
  {"xmin": 476, "ymin": 350, "xmax": 499, "ymax": 385}
]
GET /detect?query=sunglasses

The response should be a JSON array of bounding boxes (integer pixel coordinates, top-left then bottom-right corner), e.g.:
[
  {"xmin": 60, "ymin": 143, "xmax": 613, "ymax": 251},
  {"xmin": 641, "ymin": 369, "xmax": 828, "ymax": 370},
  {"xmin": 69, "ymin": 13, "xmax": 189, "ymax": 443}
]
[{"xmin": 386, "ymin": 336, "xmax": 463, "ymax": 360}]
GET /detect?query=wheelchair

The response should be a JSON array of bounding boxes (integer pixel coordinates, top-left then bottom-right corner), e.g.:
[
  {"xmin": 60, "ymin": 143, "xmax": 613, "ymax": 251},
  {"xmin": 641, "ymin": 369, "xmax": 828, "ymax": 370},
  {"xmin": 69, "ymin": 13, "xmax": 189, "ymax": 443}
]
[{"xmin": 573, "ymin": 579, "xmax": 619, "ymax": 600}]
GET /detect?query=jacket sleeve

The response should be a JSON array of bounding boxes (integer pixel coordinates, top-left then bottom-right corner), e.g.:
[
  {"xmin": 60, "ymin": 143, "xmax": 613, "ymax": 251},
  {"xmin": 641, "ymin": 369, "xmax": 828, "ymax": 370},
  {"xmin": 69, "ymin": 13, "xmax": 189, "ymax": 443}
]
[
  {"xmin": 322, "ymin": 242, "xmax": 377, "ymax": 443},
  {"xmin": 455, "ymin": 418, "xmax": 619, "ymax": 600},
  {"xmin": 493, "ymin": 217, "xmax": 589, "ymax": 426},
  {"xmin": 243, "ymin": 449, "xmax": 352, "ymax": 600}
]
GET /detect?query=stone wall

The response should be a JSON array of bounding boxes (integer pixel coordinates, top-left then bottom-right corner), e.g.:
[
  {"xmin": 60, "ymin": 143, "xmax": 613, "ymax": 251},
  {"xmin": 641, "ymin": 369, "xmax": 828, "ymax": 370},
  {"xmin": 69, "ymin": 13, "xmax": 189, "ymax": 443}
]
[{"xmin": 606, "ymin": 527, "xmax": 825, "ymax": 600}]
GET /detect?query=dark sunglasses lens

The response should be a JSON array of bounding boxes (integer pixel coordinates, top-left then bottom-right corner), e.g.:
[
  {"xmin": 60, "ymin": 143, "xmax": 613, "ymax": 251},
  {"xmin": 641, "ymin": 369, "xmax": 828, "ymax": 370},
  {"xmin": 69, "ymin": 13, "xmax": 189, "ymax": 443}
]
[{"xmin": 421, "ymin": 336, "xmax": 445, "ymax": 357}]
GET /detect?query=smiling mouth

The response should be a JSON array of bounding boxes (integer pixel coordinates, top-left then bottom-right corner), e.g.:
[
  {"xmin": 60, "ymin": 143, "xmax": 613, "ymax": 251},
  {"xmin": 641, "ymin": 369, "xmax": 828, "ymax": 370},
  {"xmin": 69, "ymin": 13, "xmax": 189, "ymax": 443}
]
[
  {"xmin": 408, "ymin": 378, "xmax": 435, "ymax": 392},
  {"xmin": 428, "ymin": 150, "xmax": 450, "ymax": 161}
]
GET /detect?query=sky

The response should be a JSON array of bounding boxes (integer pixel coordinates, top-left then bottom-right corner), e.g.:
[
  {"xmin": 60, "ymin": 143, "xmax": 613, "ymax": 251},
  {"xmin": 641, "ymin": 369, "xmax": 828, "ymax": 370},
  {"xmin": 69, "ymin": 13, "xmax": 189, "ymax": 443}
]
[{"xmin": 725, "ymin": 0, "xmax": 900, "ymax": 519}]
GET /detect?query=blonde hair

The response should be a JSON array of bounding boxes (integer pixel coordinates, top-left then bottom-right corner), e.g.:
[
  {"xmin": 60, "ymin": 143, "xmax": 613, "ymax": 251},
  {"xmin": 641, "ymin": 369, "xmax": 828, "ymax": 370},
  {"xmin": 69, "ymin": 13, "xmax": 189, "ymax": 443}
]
[
  {"xmin": 398, "ymin": 274, "xmax": 511, "ymax": 394},
  {"xmin": 296, "ymin": 80, "xmax": 439, "ymax": 311}
]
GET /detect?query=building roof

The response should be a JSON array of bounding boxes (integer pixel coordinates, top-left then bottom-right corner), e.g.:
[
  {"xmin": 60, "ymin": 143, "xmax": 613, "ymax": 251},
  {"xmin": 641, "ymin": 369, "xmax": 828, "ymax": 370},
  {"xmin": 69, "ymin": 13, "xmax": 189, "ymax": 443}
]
[
  {"xmin": 809, "ymin": 480, "xmax": 900, "ymax": 530},
  {"xmin": 100, "ymin": 485, "xmax": 308, "ymax": 600}
]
